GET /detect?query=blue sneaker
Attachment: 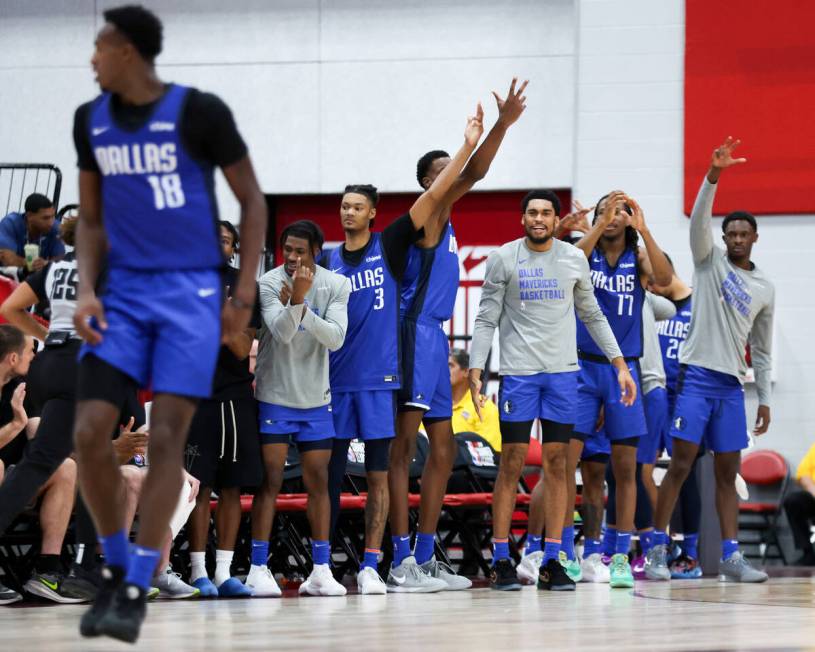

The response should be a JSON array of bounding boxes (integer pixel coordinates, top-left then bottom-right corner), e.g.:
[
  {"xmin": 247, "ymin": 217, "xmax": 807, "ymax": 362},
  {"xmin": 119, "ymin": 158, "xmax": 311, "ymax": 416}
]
[
  {"xmin": 191, "ymin": 577, "xmax": 218, "ymax": 598},
  {"xmin": 217, "ymin": 577, "xmax": 252, "ymax": 597},
  {"xmin": 670, "ymin": 554, "xmax": 703, "ymax": 579}
]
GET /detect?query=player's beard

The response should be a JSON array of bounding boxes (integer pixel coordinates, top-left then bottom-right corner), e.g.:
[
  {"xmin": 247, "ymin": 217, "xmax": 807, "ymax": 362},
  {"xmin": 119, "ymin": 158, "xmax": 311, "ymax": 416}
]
[{"xmin": 525, "ymin": 227, "xmax": 552, "ymax": 246}]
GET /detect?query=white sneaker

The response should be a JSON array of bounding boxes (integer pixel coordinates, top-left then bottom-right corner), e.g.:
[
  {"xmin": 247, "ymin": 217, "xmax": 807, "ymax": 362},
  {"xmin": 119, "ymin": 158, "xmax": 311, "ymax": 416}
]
[
  {"xmin": 516, "ymin": 550, "xmax": 543, "ymax": 585},
  {"xmin": 299, "ymin": 564, "xmax": 347, "ymax": 596},
  {"xmin": 357, "ymin": 567, "xmax": 387, "ymax": 595},
  {"xmin": 152, "ymin": 566, "xmax": 200, "ymax": 599},
  {"xmin": 245, "ymin": 564, "xmax": 282, "ymax": 597},
  {"xmin": 580, "ymin": 553, "xmax": 610, "ymax": 583}
]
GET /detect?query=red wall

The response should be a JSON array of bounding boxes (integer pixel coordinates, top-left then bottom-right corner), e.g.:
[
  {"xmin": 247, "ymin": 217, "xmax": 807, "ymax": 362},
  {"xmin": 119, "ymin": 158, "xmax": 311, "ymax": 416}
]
[{"xmin": 684, "ymin": 1, "xmax": 815, "ymax": 215}]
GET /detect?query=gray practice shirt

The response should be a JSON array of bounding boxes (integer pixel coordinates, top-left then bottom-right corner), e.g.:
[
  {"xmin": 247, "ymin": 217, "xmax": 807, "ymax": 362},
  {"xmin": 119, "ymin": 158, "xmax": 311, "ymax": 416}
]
[
  {"xmin": 255, "ymin": 264, "xmax": 351, "ymax": 409},
  {"xmin": 469, "ymin": 237, "xmax": 622, "ymax": 375},
  {"xmin": 640, "ymin": 292, "xmax": 676, "ymax": 394},
  {"xmin": 679, "ymin": 178, "xmax": 775, "ymax": 405}
]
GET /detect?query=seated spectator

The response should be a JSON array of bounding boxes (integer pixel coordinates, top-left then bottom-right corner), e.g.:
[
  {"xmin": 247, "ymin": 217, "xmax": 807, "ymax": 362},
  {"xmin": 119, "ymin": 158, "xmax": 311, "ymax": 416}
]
[
  {"xmin": 449, "ymin": 348, "xmax": 501, "ymax": 452},
  {"xmin": 0, "ymin": 325, "xmax": 78, "ymax": 606},
  {"xmin": 783, "ymin": 442, "xmax": 815, "ymax": 566},
  {"xmin": 0, "ymin": 193, "xmax": 65, "ymax": 274}
]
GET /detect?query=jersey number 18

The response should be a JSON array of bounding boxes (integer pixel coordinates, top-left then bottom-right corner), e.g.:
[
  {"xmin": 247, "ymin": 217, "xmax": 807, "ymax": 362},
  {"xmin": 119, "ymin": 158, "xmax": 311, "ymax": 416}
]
[{"xmin": 146, "ymin": 173, "xmax": 186, "ymax": 210}]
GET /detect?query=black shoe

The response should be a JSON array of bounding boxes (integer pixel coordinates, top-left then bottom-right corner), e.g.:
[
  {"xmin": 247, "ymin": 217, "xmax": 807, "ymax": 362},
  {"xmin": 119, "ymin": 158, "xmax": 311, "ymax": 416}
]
[
  {"xmin": 62, "ymin": 563, "xmax": 101, "ymax": 602},
  {"xmin": 537, "ymin": 558, "xmax": 576, "ymax": 591},
  {"xmin": 24, "ymin": 571, "xmax": 87, "ymax": 604},
  {"xmin": 794, "ymin": 550, "xmax": 815, "ymax": 567},
  {"xmin": 96, "ymin": 582, "xmax": 148, "ymax": 644},
  {"xmin": 489, "ymin": 559, "xmax": 522, "ymax": 591},
  {"xmin": 0, "ymin": 581, "xmax": 22, "ymax": 605},
  {"xmin": 79, "ymin": 565, "xmax": 124, "ymax": 638}
]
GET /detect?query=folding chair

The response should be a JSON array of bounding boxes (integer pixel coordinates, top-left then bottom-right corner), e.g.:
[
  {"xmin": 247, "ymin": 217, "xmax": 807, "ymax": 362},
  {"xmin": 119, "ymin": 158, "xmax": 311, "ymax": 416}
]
[{"xmin": 739, "ymin": 449, "xmax": 790, "ymax": 564}]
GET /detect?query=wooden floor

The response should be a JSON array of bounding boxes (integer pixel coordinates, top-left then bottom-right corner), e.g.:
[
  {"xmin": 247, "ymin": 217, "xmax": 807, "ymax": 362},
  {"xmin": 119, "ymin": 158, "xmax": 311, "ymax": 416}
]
[{"xmin": 3, "ymin": 572, "xmax": 815, "ymax": 651}]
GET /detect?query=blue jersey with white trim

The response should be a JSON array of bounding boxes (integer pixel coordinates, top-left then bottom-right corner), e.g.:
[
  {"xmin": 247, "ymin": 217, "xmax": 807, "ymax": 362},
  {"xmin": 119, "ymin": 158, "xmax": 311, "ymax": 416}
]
[
  {"xmin": 88, "ymin": 84, "xmax": 222, "ymax": 271},
  {"xmin": 657, "ymin": 294, "xmax": 692, "ymax": 393},
  {"xmin": 400, "ymin": 221, "xmax": 459, "ymax": 323},
  {"xmin": 576, "ymin": 246, "xmax": 644, "ymax": 358},
  {"xmin": 328, "ymin": 234, "xmax": 400, "ymax": 391}
]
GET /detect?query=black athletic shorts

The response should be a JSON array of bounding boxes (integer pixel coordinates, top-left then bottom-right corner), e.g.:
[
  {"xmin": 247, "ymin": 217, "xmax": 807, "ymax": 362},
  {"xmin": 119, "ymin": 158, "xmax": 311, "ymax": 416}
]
[{"xmin": 185, "ymin": 397, "xmax": 263, "ymax": 489}]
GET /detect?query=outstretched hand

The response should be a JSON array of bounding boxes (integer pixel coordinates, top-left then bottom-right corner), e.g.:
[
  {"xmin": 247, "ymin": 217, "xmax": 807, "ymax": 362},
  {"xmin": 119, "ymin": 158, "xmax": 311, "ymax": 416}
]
[
  {"xmin": 493, "ymin": 77, "xmax": 528, "ymax": 127},
  {"xmin": 711, "ymin": 136, "xmax": 747, "ymax": 170},
  {"xmin": 464, "ymin": 103, "xmax": 485, "ymax": 147},
  {"xmin": 558, "ymin": 200, "xmax": 594, "ymax": 236}
]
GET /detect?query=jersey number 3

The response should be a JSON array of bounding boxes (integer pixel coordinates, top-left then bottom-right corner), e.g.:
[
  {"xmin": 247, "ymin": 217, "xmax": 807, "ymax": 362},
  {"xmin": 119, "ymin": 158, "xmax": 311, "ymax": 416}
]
[
  {"xmin": 52, "ymin": 268, "xmax": 78, "ymax": 301},
  {"xmin": 147, "ymin": 173, "xmax": 186, "ymax": 210},
  {"xmin": 373, "ymin": 287, "xmax": 384, "ymax": 310}
]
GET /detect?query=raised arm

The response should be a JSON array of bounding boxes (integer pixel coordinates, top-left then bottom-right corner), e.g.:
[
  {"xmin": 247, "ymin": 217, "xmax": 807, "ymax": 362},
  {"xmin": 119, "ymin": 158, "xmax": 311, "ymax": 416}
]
[
  {"xmin": 300, "ymin": 277, "xmax": 350, "ymax": 351},
  {"xmin": 626, "ymin": 196, "xmax": 672, "ymax": 287},
  {"xmin": 220, "ymin": 156, "xmax": 267, "ymax": 341},
  {"xmin": 691, "ymin": 137, "xmax": 747, "ymax": 265},
  {"xmin": 408, "ymin": 105, "xmax": 484, "ymax": 231},
  {"xmin": 443, "ymin": 78, "xmax": 528, "ymax": 206},
  {"xmin": 575, "ymin": 191, "xmax": 626, "ymax": 258},
  {"xmin": 73, "ymin": 170, "xmax": 109, "ymax": 345},
  {"xmin": 749, "ymin": 289, "xmax": 774, "ymax": 435}
]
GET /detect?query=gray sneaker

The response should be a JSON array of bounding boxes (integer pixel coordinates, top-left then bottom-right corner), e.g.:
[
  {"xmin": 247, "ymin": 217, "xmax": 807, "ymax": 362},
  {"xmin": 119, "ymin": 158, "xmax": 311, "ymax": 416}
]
[
  {"xmin": 152, "ymin": 567, "xmax": 200, "ymax": 599},
  {"xmin": 644, "ymin": 544, "xmax": 671, "ymax": 581},
  {"xmin": 419, "ymin": 556, "xmax": 472, "ymax": 591},
  {"xmin": 718, "ymin": 551, "xmax": 768, "ymax": 583},
  {"xmin": 0, "ymin": 581, "xmax": 22, "ymax": 605},
  {"xmin": 387, "ymin": 556, "xmax": 446, "ymax": 593}
]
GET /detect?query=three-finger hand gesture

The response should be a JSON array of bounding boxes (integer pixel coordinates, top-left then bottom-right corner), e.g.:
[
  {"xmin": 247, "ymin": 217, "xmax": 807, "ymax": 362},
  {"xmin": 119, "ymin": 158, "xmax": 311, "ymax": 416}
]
[
  {"xmin": 493, "ymin": 77, "xmax": 529, "ymax": 128},
  {"xmin": 711, "ymin": 136, "xmax": 747, "ymax": 170}
]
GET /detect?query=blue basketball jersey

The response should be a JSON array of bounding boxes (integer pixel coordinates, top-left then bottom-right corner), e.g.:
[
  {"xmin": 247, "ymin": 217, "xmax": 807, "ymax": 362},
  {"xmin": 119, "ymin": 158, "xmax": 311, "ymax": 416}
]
[
  {"xmin": 576, "ymin": 247, "xmax": 644, "ymax": 358},
  {"xmin": 400, "ymin": 221, "xmax": 460, "ymax": 322},
  {"xmin": 88, "ymin": 84, "xmax": 222, "ymax": 271},
  {"xmin": 328, "ymin": 234, "xmax": 400, "ymax": 391},
  {"xmin": 657, "ymin": 294, "xmax": 692, "ymax": 392}
]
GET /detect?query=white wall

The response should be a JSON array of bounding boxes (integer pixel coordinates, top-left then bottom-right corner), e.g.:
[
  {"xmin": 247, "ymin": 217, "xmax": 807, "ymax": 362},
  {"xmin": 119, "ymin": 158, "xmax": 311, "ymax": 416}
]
[
  {"xmin": 0, "ymin": 0, "xmax": 576, "ymax": 213},
  {"xmin": 1, "ymin": 0, "xmax": 812, "ymax": 465}
]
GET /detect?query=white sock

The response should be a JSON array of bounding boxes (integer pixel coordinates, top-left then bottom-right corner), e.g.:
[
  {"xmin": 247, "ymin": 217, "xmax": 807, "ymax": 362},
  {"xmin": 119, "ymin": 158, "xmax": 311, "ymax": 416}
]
[
  {"xmin": 214, "ymin": 549, "xmax": 234, "ymax": 586},
  {"xmin": 190, "ymin": 551, "xmax": 207, "ymax": 583}
]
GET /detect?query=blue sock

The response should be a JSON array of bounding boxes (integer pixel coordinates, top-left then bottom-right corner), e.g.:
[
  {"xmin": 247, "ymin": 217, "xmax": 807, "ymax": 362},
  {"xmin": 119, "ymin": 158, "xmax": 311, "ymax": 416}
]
[
  {"xmin": 124, "ymin": 545, "xmax": 160, "ymax": 591},
  {"xmin": 251, "ymin": 539, "xmax": 269, "ymax": 567},
  {"xmin": 414, "ymin": 532, "xmax": 435, "ymax": 564},
  {"xmin": 525, "ymin": 534, "xmax": 542, "ymax": 554},
  {"xmin": 722, "ymin": 538, "xmax": 739, "ymax": 561},
  {"xmin": 360, "ymin": 549, "xmax": 380, "ymax": 571},
  {"xmin": 584, "ymin": 538, "xmax": 602, "ymax": 557},
  {"xmin": 639, "ymin": 529, "xmax": 654, "ymax": 555},
  {"xmin": 654, "ymin": 530, "xmax": 668, "ymax": 547},
  {"xmin": 683, "ymin": 533, "xmax": 699, "ymax": 560},
  {"xmin": 492, "ymin": 538, "xmax": 510, "ymax": 564},
  {"xmin": 602, "ymin": 527, "xmax": 617, "ymax": 556},
  {"xmin": 560, "ymin": 526, "xmax": 576, "ymax": 561},
  {"xmin": 543, "ymin": 538, "xmax": 561, "ymax": 564},
  {"xmin": 616, "ymin": 531, "xmax": 632, "ymax": 555},
  {"xmin": 392, "ymin": 535, "xmax": 411, "ymax": 565},
  {"xmin": 98, "ymin": 529, "xmax": 130, "ymax": 572},
  {"xmin": 312, "ymin": 540, "xmax": 330, "ymax": 566}
]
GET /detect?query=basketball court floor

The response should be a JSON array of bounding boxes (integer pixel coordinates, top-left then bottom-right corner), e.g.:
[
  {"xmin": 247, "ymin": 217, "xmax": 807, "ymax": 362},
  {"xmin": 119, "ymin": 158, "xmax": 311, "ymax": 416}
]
[{"xmin": 3, "ymin": 570, "xmax": 814, "ymax": 651}]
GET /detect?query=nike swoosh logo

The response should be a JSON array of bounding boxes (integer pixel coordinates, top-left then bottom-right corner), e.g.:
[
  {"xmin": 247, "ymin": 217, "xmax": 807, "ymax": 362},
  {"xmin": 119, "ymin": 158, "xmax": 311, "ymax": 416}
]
[
  {"xmin": 92, "ymin": 126, "xmax": 109, "ymax": 136},
  {"xmin": 40, "ymin": 578, "xmax": 59, "ymax": 591},
  {"xmin": 390, "ymin": 574, "xmax": 406, "ymax": 585},
  {"xmin": 198, "ymin": 288, "xmax": 217, "ymax": 298}
]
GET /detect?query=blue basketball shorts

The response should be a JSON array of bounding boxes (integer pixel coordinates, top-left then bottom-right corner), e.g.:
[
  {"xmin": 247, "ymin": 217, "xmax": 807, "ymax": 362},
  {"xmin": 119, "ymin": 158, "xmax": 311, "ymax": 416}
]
[
  {"xmin": 332, "ymin": 390, "xmax": 396, "ymax": 441},
  {"xmin": 668, "ymin": 365, "xmax": 748, "ymax": 453},
  {"xmin": 258, "ymin": 402, "xmax": 336, "ymax": 444},
  {"xmin": 80, "ymin": 267, "xmax": 222, "ymax": 398},
  {"xmin": 575, "ymin": 358, "xmax": 648, "ymax": 441},
  {"xmin": 398, "ymin": 317, "xmax": 452, "ymax": 419}
]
